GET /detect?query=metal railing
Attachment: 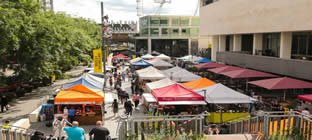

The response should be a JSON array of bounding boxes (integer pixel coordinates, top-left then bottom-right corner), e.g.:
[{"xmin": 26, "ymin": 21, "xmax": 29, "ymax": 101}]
[
  {"xmin": 228, "ymin": 111, "xmax": 312, "ymax": 139},
  {"xmin": 0, "ymin": 126, "xmax": 36, "ymax": 140},
  {"xmin": 117, "ymin": 114, "xmax": 208, "ymax": 140}
]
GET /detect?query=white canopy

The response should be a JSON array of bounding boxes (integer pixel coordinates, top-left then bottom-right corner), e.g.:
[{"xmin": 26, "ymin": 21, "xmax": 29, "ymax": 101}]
[
  {"xmin": 136, "ymin": 66, "xmax": 166, "ymax": 80},
  {"xmin": 141, "ymin": 54, "xmax": 155, "ymax": 59},
  {"xmin": 162, "ymin": 67, "xmax": 202, "ymax": 82},
  {"xmin": 178, "ymin": 55, "xmax": 203, "ymax": 62},
  {"xmin": 83, "ymin": 73, "xmax": 104, "ymax": 85},
  {"xmin": 143, "ymin": 93, "xmax": 157, "ymax": 103},
  {"xmin": 158, "ymin": 101, "xmax": 207, "ymax": 105},
  {"xmin": 130, "ymin": 57, "xmax": 142, "ymax": 63},
  {"xmin": 195, "ymin": 83, "xmax": 253, "ymax": 104},
  {"xmin": 149, "ymin": 59, "xmax": 173, "ymax": 67},
  {"xmin": 146, "ymin": 78, "xmax": 176, "ymax": 92},
  {"xmin": 156, "ymin": 54, "xmax": 171, "ymax": 61}
]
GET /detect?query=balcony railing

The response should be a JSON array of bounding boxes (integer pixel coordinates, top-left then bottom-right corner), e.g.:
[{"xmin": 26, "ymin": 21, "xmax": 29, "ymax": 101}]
[{"xmin": 217, "ymin": 51, "xmax": 312, "ymax": 81}]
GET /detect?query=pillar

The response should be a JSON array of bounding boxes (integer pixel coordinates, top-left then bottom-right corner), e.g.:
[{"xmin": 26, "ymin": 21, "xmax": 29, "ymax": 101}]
[
  {"xmin": 253, "ymin": 33, "xmax": 263, "ymax": 55},
  {"xmin": 219, "ymin": 35, "xmax": 226, "ymax": 52},
  {"xmin": 211, "ymin": 35, "xmax": 219, "ymax": 61},
  {"xmin": 188, "ymin": 38, "xmax": 192, "ymax": 55},
  {"xmin": 148, "ymin": 38, "xmax": 152, "ymax": 54},
  {"xmin": 233, "ymin": 34, "xmax": 242, "ymax": 51},
  {"xmin": 280, "ymin": 32, "xmax": 292, "ymax": 59}
]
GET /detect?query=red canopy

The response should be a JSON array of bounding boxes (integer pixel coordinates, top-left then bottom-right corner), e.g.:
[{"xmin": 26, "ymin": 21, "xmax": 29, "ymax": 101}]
[
  {"xmin": 298, "ymin": 94, "xmax": 312, "ymax": 103},
  {"xmin": 248, "ymin": 77, "xmax": 312, "ymax": 90},
  {"xmin": 220, "ymin": 69, "xmax": 278, "ymax": 79},
  {"xmin": 208, "ymin": 66, "xmax": 243, "ymax": 74},
  {"xmin": 113, "ymin": 54, "xmax": 129, "ymax": 59},
  {"xmin": 151, "ymin": 84, "xmax": 204, "ymax": 102},
  {"xmin": 194, "ymin": 63, "xmax": 226, "ymax": 69}
]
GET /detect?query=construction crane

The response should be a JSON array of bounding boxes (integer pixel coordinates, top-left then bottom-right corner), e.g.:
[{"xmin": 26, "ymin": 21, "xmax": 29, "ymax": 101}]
[{"xmin": 136, "ymin": 0, "xmax": 172, "ymax": 17}]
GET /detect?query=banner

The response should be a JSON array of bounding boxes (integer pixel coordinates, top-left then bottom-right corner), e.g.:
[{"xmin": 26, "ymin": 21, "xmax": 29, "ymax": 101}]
[
  {"xmin": 105, "ymin": 45, "xmax": 109, "ymax": 58},
  {"xmin": 93, "ymin": 49, "xmax": 103, "ymax": 73}
]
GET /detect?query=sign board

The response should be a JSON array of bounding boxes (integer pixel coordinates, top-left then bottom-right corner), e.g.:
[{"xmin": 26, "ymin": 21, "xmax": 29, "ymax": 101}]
[{"xmin": 93, "ymin": 49, "xmax": 103, "ymax": 73}]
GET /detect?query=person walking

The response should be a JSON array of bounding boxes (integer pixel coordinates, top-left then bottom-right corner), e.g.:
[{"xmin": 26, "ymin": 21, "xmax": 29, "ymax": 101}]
[
  {"xmin": 89, "ymin": 121, "xmax": 110, "ymax": 140},
  {"xmin": 121, "ymin": 71, "xmax": 126, "ymax": 82},
  {"xmin": 1, "ymin": 95, "xmax": 9, "ymax": 112},
  {"xmin": 126, "ymin": 100, "xmax": 133, "ymax": 116},
  {"xmin": 53, "ymin": 116, "xmax": 66, "ymax": 140},
  {"xmin": 109, "ymin": 77, "xmax": 113, "ymax": 89},
  {"xmin": 63, "ymin": 121, "xmax": 85, "ymax": 140},
  {"xmin": 112, "ymin": 99, "xmax": 119, "ymax": 116},
  {"xmin": 132, "ymin": 93, "xmax": 140, "ymax": 109},
  {"xmin": 68, "ymin": 107, "xmax": 76, "ymax": 123}
]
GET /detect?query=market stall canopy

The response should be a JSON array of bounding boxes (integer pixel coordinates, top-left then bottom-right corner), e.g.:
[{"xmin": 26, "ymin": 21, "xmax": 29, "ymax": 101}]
[
  {"xmin": 194, "ymin": 83, "xmax": 253, "ymax": 104},
  {"xmin": 55, "ymin": 84, "xmax": 104, "ymax": 104},
  {"xmin": 162, "ymin": 67, "xmax": 202, "ymax": 82},
  {"xmin": 136, "ymin": 66, "xmax": 166, "ymax": 80},
  {"xmin": 82, "ymin": 73, "xmax": 104, "ymax": 86},
  {"xmin": 182, "ymin": 78, "xmax": 216, "ymax": 90},
  {"xmin": 198, "ymin": 58, "xmax": 214, "ymax": 64},
  {"xmin": 131, "ymin": 59, "xmax": 153, "ymax": 67},
  {"xmin": 152, "ymin": 51, "xmax": 161, "ymax": 55},
  {"xmin": 297, "ymin": 94, "xmax": 312, "ymax": 103},
  {"xmin": 248, "ymin": 77, "xmax": 312, "ymax": 90},
  {"xmin": 143, "ymin": 93, "xmax": 157, "ymax": 103},
  {"xmin": 178, "ymin": 55, "xmax": 202, "ymax": 62},
  {"xmin": 146, "ymin": 78, "xmax": 176, "ymax": 92},
  {"xmin": 194, "ymin": 63, "xmax": 227, "ymax": 69},
  {"xmin": 130, "ymin": 57, "xmax": 142, "ymax": 63},
  {"xmin": 220, "ymin": 69, "xmax": 278, "ymax": 79},
  {"xmin": 156, "ymin": 54, "xmax": 171, "ymax": 61},
  {"xmin": 113, "ymin": 54, "xmax": 129, "ymax": 59},
  {"xmin": 151, "ymin": 84, "xmax": 205, "ymax": 102},
  {"xmin": 208, "ymin": 66, "xmax": 243, "ymax": 74},
  {"xmin": 141, "ymin": 54, "xmax": 155, "ymax": 59},
  {"xmin": 62, "ymin": 78, "xmax": 103, "ymax": 90},
  {"xmin": 148, "ymin": 58, "xmax": 173, "ymax": 67}
]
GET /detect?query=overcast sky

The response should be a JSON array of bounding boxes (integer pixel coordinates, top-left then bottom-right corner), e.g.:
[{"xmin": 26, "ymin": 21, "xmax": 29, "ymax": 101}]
[{"xmin": 53, "ymin": 0, "xmax": 199, "ymax": 23}]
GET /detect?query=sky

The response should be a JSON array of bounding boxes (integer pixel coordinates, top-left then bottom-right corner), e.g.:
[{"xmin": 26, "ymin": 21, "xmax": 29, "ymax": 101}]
[{"xmin": 53, "ymin": 0, "xmax": 199, "ymax": 23}]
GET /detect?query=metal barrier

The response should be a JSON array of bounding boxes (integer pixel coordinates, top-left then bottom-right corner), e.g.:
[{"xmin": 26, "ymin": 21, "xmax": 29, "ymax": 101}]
[
  {"xmin": 117, "ymin": 114, "xmax": 208, "ymax": 140},
  {"xmin": 0, "ymin": 126, "xmax": 36, "ymax": 140},
  {"xmin": 228, "ymin": 111, "xmax": 312, "ymax": 139}
]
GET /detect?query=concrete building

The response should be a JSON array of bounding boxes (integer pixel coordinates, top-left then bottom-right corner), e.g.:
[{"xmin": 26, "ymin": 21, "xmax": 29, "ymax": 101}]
[
  {"xmin": 135, "ymin": 15, "xmax": 200, "ymax": 57},
  {"xmin": 200, "ymin": 0, "xmax": 312, "ymax": 81}
]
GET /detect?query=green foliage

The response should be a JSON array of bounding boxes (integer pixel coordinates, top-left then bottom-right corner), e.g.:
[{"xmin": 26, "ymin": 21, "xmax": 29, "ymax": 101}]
[{"xmin": 0, "ymin": 0, "xmax": 101, "ymax": 81}]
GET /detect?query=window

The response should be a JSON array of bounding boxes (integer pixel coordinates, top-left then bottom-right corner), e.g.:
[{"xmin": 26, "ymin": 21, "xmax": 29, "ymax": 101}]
[
  {"xmin": 191, "ymin": 17, "xmax": 200, "ymax": 26},
  {"xmin": 181, "ymin": 28, "xmax": 190, "ymax": 36},
  {"xmin": 150, "ymin": 17, "xmax": 160, "ymax": 26},
  {"xmin": 150, "ymin": 28, "xmax": 159, "ymax": 36},
  {"xmin": 171, "ymin": 17, "xmax": 180, "ymax": 26},
  {"xmin": 160, "ymin": 17, "xmax": 169, "ymax": 26},
  {"xmin": 140, "ymin": 28, "xmax": 149, "ymax": 36},
  {"xmin": 162, "ymin": 28, "xmax": 168, "ymax": 36},
  {"xmin": 180, "ymin": 17, "xmax": 189, "ymax": 26},
  {"xmin": 169, "ymin": 28, "xmax": 179, "ymax": 36},
  {"xmin": 291, "ymin": 32, "xmax": 312, "ymax": 60},
  {"xmin": 201, "ymin": 0, "xmax": 218, "ymax": 6},
  {"xmin": 263, "ymin": 33, "xmax": 280, "ymax": 57},
  {"xmin": 190, "ymin": 28, "xmax": 199, "ymax": 36}
]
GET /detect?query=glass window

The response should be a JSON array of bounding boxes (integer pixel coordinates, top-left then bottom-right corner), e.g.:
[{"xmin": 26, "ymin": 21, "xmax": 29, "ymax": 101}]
[
  {"xmin": 150, "ymin": 28, "xmax": 159, "ymax": 36},
  {"xmin": 181, "ymin": 28, "xmax": 190, "ymax": 36},
  {"xmin": 291, "ymin": 32, "xmax": 312, "ymax": 60},
  {"xmin": 171, "ymin": 17, "xmax": 180, "ymax": 26},
  {"xmin": 162, "ymin": 28, "xmax": 168, "ymax": 36},
  {"xmin": 160, "ymin": 17, "xmax": 168, "ymax": 25},
  {"xmin": 180, "ymin": 17, "xmax": 189, "ymax": 26},
  {"xmin": 191, "ymin": 17, "xmax": 200, "ymax": 26},
  {"xmin": 190, "ymin": 28, "xmax": 199, "ymax": 36},
  {"xmin": 140, "ymin": 17, "xmax": 149, "ymax": 28},
  {"xmin": 263, "ymin": 33, "xmax": 280, "ymax": 57},
  {"xmin": 169, "ymin": 28, "xmax": 179, "ymax": 36},
  {"xmin": 150, "ymin": 17, "xmax": 160, "ymax": 26}
]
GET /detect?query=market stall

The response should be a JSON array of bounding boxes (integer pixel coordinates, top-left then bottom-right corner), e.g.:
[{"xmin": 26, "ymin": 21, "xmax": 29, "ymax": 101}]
[
  {"xmin": 136, "ymin": 66, "xmax": 166, "ymax": 81},
  {"xmin": 151, "ymin": 83, "xmax": 206, "ymax": 115},
  {"xmin": 62, "ymin": 77, "xmax": 103, "ymax": 90},
  {"xmin": 181, "ymin": 78, "xmax": 216, "ymax": 90},
  {"xmin": 54, "ymin": 84, "xmax": 104, "ymax": 125},
  {"xmin": 194, "ymin": 83, "xmax": 254, "ymax": 123},
  {"xmin": 141, "ymin": 54, "xmax": 155, "ymax": 60},
  {"xmin": 194, "ymin": 62, "xmax": 227, "ymax": 69},
  {"xmin": 146, "ymin": 78, "xmax": 176, "ymax": 92},
  {"xmin": 156, "ymin": 54, "xmax": 171, "ymax": 61},
  {"xmin": 147, "ymin": 58, "xmax": 173, "ymax": 70},
  {"xmin": 130, "ymin": 57, "xmax": 142, "ymax": 63},
  {"xmin": 297, "ymin": 94, "xmax": 312, "ymax": 111},
  {"xmin": 162, "ymin": 67, "xmax": 202, "ymax": 82},
  {"xmin": 113, "ymin": 54, "xmax": 129, "ymax": 60},
  {"xmin": 198, "ymin": 58, "xmax": 213, "ymax": 64},
  {"xmin": 131, "ymin": 59, "xmax": 153, "ymax": 68}
]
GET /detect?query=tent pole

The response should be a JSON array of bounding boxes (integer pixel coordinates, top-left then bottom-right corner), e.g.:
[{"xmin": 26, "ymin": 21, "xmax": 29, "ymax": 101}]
[
  {"xmin": 284, "ymin": 90, "xmax": 286, "ymax": 101},
  {"xmin": 246, "ymin": 78, "xmax": 249, "ymax": 92}
]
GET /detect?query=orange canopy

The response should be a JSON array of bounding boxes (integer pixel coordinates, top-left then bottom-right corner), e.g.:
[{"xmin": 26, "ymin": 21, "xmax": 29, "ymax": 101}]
[
  {"xmin": 182, "ymin": 78, "xmax": 216, "ymax": 90},
  {"xmin": 54, "ymin": 84, "xmax": 104, "ymax": 103}
]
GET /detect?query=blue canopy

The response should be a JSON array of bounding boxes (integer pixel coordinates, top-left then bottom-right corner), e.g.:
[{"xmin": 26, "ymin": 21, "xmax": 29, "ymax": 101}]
[
  {"xmin": 62, "ymin": 78, "xmax": 103, "ymax": 90},
  {"xmin": 198, "ymin": 58, "xmax": 214, "ymax": 64},
  {"xmin": 40, "ymin": 104, "xmax": 53, "ymax": 115},
  {"xmin": 131, "ymin": 59, "xmax": 153, "ymax": 67}
]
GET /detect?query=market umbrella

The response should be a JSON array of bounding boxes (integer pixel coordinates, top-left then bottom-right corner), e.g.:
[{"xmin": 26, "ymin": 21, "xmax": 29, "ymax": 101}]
[
  {"xmin": 113, "ymin": 54, "xmax": 129, "ymax": 59},
  {"xmin": 156, "ymin": 54, "xmax": 171, "ymax": 61},
  {"xmin": 297, "ymin": 94, "xmax": 312, "ymax": 103},
  {"xmin": 181, "ymin": 78, "xmax": 216, "ymax": 90},
  {"xmin": 208, "ymin": 66, "xmax": 244, "ymax": 74},
  {"xmin": 194, "ymin": 63, "xmax": 227, "ymax": 69},
  {"xmin": 141, "ymin": 54, "xmax": 155, "ymax": 59},
  {"xmin": 131, "ymin": 59, "xmax": 153, "ymax": 67},
  {"xmin": 249, "ymin": 77, "xmax": 312, "ymax": 100}
]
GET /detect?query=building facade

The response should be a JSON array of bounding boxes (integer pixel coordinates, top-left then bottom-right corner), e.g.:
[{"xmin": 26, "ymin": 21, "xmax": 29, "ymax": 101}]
[
  {"xmin": 135, "ymin": 16, "xmax": 200, "ymax": 57},
  {"xmin": 200, "ymin": 0, "xmax": 312, "ymax": 81}
]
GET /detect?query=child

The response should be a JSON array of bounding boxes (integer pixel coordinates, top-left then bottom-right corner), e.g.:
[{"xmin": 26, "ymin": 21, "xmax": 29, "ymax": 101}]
[{"xmin": 2, "ymin": 120, "xmax": 10, "ymax": 129}]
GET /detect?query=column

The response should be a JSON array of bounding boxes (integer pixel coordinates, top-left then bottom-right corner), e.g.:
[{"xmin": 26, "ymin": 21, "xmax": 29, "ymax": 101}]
[
  {"xmin": 148, "ymin": 38, "xmax": 152, "ymax": 54},
  {"xmin": 159, "ymin": 27, "xmax": 162, "ymax": 37},
  {"xmin": 280, "ymin": 32, "xmax": 292, "ymax": 59},
  {"xmin": 188, "ymin": 38, "xmax": 192, "ymax": 55},
  {"xmin": 211, "ymin": 35, "xmax": 219, "ymax": 61},
  {"xmin": 233, "ymin": 34, "xmax": 242, "ymax": 51},
  {"xmin": 219, "ymin": 35, "xmax": 226, "ymax": 52},
  {"xmin": 253, "ymin": 33, "xmax": 263, "ymax": 55}
]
